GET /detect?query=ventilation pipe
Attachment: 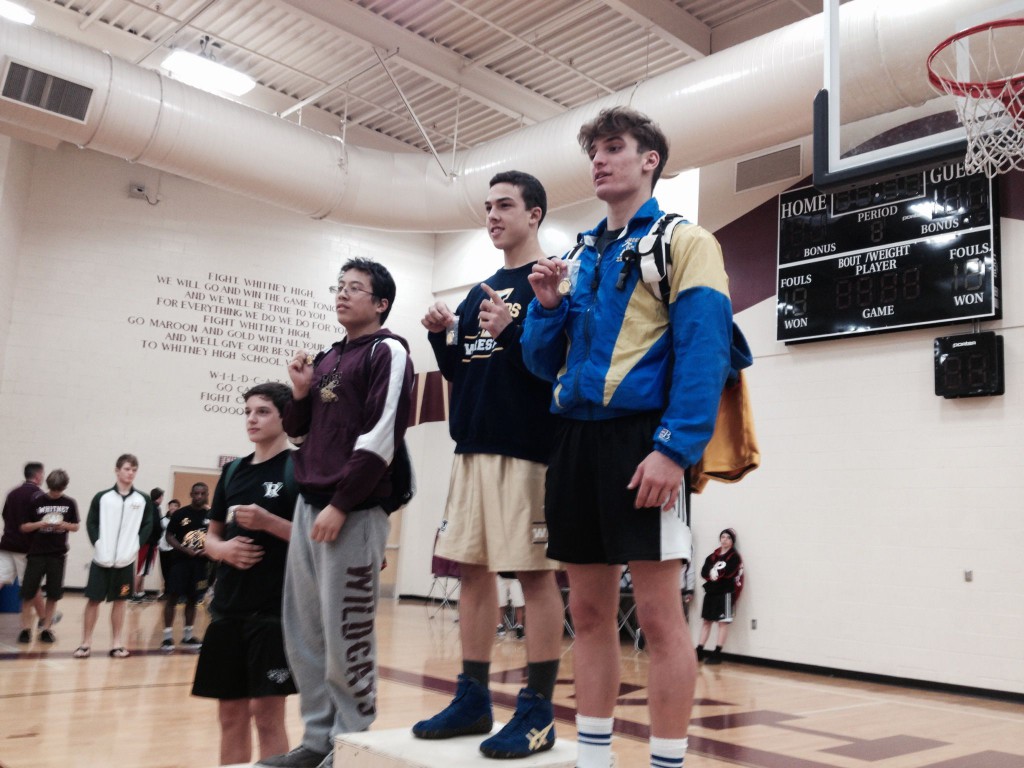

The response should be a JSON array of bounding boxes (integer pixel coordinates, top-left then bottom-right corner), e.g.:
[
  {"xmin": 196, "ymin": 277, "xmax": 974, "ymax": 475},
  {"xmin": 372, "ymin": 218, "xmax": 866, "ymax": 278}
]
[{"xmin": 0, "ymin": 0, "xmax": 1005, "ymax": 231}]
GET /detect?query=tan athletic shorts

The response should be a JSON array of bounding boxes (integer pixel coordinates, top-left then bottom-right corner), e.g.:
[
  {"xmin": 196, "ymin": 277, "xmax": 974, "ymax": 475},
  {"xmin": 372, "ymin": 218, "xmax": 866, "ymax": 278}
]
[
  {"xmin": 0, "ymin": 550, "xmax": 27, "ymax": 585},
  {"xmin": 434, "ymin": 454, "xmax": 559, "ymax": 572}
]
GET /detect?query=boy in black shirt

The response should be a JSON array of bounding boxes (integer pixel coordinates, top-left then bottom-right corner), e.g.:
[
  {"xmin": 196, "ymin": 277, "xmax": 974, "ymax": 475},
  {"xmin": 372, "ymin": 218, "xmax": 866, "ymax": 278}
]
[
  {"xmin": 414, "ymin": 171, "xmax": 563, "ymax": 759},
  {"xmin": 19, "ymin": 469, "xmax": 79, "ymax": 643},
  {"xmin": 162, "ymin": 482, "xmax": 210, "ymax": 650},
  {"xmin": 193, "ymin": 382, "xmax": 298, "ymax": 765}
]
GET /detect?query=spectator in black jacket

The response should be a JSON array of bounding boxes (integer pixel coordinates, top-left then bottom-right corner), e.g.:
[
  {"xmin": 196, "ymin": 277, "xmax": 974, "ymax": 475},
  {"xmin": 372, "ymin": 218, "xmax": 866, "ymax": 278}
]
[{"xmin": 697, "ymin": 528, "xmax": 743, "ymax": 665}]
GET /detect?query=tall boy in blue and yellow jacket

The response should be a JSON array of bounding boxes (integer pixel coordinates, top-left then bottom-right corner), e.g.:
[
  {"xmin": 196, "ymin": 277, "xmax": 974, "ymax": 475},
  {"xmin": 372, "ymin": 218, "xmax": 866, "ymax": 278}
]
[{"xmin": 522, "ymin": 106, "xmax": 742, "ymax": 768}]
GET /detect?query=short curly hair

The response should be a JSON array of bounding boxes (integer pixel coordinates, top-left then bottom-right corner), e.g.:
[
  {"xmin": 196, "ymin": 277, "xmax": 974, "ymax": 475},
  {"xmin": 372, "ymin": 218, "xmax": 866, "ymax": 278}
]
[{"xmin": 577, "ymin": 106, "xmax": 669, "ymax": 189}]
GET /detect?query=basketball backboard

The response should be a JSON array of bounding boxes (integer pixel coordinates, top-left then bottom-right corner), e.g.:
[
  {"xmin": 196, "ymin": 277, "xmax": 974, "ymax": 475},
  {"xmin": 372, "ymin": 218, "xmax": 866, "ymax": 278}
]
[{"xmin": 813, "ymin": 0, "xmax": 1024, "ymax": 190}]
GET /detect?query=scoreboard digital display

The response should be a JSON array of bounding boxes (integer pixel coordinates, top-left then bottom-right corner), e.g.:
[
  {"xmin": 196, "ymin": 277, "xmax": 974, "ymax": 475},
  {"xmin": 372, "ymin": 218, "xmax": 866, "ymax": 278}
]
[{"xmin": 776, "ymin": 162, "xmax": 1000, "ymax": 343}]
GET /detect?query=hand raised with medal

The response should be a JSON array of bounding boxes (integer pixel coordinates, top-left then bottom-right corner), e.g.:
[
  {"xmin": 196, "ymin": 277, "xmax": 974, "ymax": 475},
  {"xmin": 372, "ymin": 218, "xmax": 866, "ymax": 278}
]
[
  {"xmin": 478, "ymin": 283, "xmax": 513, "ymax": 338},
  {"xmin": 528, "ymin": 257, "xmax": 566, "ymax": 310},
  {"xmin": 288, "ymin": 349, "xmax": 315, "ymax": 399},
  {"xmin": 422, "ymin": 301, "xmax": 455, "ymax": 334},
  {"xmin": 232, "ymin": 503, "xmax": 271, "ymax": 532}
]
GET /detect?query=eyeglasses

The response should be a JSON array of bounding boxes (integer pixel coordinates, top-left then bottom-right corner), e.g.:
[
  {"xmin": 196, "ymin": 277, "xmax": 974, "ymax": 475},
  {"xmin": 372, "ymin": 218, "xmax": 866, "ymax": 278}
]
[{"xmin": 329, "ymin": 283, "xmax": 377, "ymax": 299}]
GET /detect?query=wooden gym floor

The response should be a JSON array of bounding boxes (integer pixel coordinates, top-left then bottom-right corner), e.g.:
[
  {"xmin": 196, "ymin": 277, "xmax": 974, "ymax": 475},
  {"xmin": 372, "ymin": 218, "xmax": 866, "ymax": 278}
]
[{"xmin": 1, "ymin": 594, "xmax": 1022, "ymax": 768}]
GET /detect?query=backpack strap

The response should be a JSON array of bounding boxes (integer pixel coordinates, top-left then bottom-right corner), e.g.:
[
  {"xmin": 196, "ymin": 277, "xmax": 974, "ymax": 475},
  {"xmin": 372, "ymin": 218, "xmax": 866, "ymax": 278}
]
[
  {"xmin": 562, "ymin": 240, "xmax": 587, "ymax": 262},
  {"xmin": 224, "ymin": 454, "xmax": 296, "ymax": 499},
  {"xmin": 633, "ymin": 213, "xmax": 684, "ymax": 304},
  {"xmin": 364, "ymin": 337, "xmax": 416, "ymax": 513},
  {"xmin": 282, "ymin": 452, "xmax": 297, "ymax": 501},
  {"xmin": 222, "ymin": 457, "xmax": 243, "ymax": 489}
]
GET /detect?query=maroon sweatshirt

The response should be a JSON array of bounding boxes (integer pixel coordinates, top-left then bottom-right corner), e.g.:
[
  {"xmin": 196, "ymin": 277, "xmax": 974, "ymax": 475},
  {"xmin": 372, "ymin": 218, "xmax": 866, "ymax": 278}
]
[{"xmin": 283, "ymin": 329, "xmax": 414, "ymax": 512}]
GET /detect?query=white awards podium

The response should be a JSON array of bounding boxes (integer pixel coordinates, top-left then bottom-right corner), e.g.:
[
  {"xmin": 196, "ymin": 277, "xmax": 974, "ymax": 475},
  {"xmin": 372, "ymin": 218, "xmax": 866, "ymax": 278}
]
[{"xmin": 334, "ymin": 724, "xmax": 577, "ymax": 767}]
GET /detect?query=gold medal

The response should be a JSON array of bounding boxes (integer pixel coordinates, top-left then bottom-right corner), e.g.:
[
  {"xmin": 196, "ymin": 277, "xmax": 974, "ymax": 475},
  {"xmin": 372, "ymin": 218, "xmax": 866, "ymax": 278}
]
[
  {"xmin": 557, "ymin": 278, "xmax": 572, "ymax": 296},
  {"xmin": 318, "ymin": 373, "xmax": 340, "ymax": 402}
]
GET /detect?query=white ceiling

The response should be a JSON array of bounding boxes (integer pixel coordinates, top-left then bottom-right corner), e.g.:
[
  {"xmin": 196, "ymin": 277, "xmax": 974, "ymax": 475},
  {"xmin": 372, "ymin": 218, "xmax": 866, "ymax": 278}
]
[{"xmin": 25, "ymin": 0, "xmax": 823, "ymax": 156}]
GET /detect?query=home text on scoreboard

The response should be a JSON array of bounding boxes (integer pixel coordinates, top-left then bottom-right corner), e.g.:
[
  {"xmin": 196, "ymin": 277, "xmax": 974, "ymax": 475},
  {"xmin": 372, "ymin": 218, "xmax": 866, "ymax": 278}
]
[{"xmin": 776, "ymin": 161, "xmax": 1000, "ymax": 343}]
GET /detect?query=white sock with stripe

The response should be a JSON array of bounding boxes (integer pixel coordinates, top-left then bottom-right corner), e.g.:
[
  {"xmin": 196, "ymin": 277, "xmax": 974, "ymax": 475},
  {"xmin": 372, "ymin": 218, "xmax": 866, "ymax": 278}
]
[
  {"xmin": 650, "ymin": 735, "xmax": 687, "ymax": 768},
  {"xmin": 576, "ymin": 714, "xmax": 614, "ymax": 768}
]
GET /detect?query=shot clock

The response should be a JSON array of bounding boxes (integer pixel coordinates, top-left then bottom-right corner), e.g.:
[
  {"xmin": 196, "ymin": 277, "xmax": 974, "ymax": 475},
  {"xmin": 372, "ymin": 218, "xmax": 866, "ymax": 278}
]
[
  {"xmin": 777, "ymin": 161, "xmax": 999, "ymax": 343},
  {"xmin": 934, "ymin": 331, "xmax": 1004, "ymax": 399}
]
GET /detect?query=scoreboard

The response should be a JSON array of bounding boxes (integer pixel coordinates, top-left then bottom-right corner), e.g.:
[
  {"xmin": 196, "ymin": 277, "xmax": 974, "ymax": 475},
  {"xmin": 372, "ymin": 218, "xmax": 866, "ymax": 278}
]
[{"xmin": 776, "ymin": 162, "xmax": 1000, "ymax": 343}]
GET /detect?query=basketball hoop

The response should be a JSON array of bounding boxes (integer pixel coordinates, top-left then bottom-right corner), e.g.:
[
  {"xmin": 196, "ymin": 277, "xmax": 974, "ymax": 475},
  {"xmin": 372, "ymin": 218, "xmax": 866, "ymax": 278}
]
[{"xmin": 927, "ymin": 18, "xmax": 1024, "ymax": 177}]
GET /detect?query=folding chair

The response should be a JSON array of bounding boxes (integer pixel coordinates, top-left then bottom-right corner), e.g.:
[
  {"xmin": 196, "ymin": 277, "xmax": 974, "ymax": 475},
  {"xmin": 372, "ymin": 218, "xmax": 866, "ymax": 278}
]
[
  {"xmin": 556, "ymin": 570, "xmax": 574, "ymax": 639},
  {"xmin": 426, "ymin": 529, "xmax": 461, "ymax": 619},
  {"xmin": 427, "ymin": 553, "xmax": 460, "ymax": 618},
  {"xmin": 618, "ymin": 566, "xmax": 643, "ymax": 650}
]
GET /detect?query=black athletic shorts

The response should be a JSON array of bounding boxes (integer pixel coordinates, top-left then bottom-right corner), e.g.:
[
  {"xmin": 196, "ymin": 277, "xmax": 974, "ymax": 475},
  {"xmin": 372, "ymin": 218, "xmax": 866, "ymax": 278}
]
[
  {"xmin": 545, "ymin": 412, "xmax": 691, "ymax": 564},
  {"xmin": 21, "ymin": 554, "xmax": 67, "ymax": 600},
  {"xmin": 84, "ymin": 562, "xmax": 134, "ymax": 602},
  {"xmin": 165, "ymin": 557, "xmax": 209, "ymax": 601},
  {"xmin": 701, "ymin": 590, "xmax": 734, "ymax": 623},
  {"xmin": 192, "ymin": 615, "xmax": 298, "ymax": 700}
]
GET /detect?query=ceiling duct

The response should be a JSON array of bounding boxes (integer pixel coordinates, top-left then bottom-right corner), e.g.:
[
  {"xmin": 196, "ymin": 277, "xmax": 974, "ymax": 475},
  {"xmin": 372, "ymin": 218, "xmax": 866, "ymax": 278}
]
[
  {"xmin": 735, "ymin": 146, "xmax": 803, "ymax": 193},
  {"xmin": 1, "ymin": 61, "xmax": 91, "ymax": 121},
  {"xmin": 0, "ymin": 0, "xmax": 1008, "ymax": 232}
]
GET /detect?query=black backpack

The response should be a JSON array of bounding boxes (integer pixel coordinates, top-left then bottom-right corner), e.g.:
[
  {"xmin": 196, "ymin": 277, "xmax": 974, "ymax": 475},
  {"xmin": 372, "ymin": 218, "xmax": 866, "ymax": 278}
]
[
  {"xmin": 367, "ymin": 338, "xmax": 416, "ymax": 513},
  {"xmin": 379, "ymin": 437, "xmax": 415, "ymax": 513}
]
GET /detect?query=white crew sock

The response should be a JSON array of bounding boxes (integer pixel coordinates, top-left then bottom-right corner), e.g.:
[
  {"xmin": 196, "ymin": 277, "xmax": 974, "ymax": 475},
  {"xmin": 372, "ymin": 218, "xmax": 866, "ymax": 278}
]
[
  {"xmin": 576, "ymin": 714, "xmax": 614, "ymax": 768},
  {"xmin": 650, "ymin": 735, "xmax": 687, "ymax": 768}
]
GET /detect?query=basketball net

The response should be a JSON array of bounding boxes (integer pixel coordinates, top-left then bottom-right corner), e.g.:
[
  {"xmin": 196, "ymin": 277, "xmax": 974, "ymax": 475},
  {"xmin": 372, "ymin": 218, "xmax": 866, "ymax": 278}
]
[{"xmin": 927, "ymin": 18, "xmax": 1024, "ymax": 178}]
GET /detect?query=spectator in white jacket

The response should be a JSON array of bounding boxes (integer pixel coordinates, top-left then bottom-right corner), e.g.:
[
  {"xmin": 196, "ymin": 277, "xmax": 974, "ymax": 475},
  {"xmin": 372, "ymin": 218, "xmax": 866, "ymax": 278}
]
[{"xmin": 74, "ymin": 454, "xmax": 154, "ymax": 660}]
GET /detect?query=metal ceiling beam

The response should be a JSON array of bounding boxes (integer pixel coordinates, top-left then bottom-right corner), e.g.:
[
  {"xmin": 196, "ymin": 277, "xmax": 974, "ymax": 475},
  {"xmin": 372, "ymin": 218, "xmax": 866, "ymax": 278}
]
[
  {"xmin": 278, "ymin": 0, "xmax": 565, "ymax": 124},
  {"xmin": 601, "ymin": 0, "xmax": 711, "ymax": 59},
  {"xmin": 446, "ymin": 0, "xmax": 615, "ymax": 95},
  {"xmin": 711, "ymin": 0, "xmax": 819, "ymax": 51},
  {"xmin": 25, "ymin": 0, "xmax": 419, "ymax": 152}
]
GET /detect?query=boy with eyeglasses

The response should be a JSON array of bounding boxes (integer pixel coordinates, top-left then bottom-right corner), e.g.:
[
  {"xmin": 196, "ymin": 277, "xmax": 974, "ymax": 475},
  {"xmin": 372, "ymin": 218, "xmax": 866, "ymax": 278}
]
[{"xmin": 257, "ymin": 258, "xmax": 414, "ymax": 768}]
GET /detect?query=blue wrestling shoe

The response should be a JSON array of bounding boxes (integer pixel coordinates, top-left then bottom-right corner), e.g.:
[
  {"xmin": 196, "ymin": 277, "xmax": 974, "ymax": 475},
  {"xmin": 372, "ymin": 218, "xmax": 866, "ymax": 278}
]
[
  {"xmin": 412, "ymin": 673, "xmax": 493, "ymax": 739},
  {"xmin": 479, "ymin": 687, "xmax": 555, "ymax": 759}
]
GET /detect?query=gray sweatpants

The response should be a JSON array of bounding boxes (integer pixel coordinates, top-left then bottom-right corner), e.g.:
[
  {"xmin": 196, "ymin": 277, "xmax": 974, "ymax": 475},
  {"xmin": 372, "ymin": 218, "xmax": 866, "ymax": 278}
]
[{"xmin": 282, "ymin": 496, "xmax": 389, "ymax": 754}]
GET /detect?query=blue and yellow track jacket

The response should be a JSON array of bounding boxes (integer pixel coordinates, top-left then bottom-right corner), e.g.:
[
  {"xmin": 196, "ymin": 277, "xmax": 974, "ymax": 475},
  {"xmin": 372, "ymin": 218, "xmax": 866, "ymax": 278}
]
[{"xmin": 521, "ymin": 197, "xmax": 737, "ymax": 470}]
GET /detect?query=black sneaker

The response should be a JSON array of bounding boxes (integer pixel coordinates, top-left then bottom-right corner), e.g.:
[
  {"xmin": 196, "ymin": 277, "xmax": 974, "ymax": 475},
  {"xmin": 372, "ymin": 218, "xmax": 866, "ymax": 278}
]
[
  {"xmin": 514, "ymin": 624, "xmax": 525, "ymax": 640},
  {"xmin": 160, "ymin": 638, "xmax": 174, "ymax": 652},
  {"xmin": 496, "ymin": 624, "xmax": 507, "ymax": 638},
  {"xmin": 180, "ymin": 636, "xmax": 202, "ymax": 650},
  {"xmin": 255, "ymin": 745, "xmax": 330, "ymax": 767},
  {"xmin": 17, "ymin": 629, "xmax": 31, "ymax": 643},
  {"xmin": 39, "ymin": 629, "xmax": 56, "ymax": 643}
]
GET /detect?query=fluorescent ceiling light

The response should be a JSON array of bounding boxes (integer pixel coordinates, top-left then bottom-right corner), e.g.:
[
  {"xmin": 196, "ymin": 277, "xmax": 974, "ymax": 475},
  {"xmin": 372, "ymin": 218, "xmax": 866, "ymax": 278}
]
[
  {"xmin": 0, "ymin": 1, "xmax": 35, "ymax": 25},
  {"xmin": 162, "ymin": 50, "xmax": 255, "ymax": 97}
]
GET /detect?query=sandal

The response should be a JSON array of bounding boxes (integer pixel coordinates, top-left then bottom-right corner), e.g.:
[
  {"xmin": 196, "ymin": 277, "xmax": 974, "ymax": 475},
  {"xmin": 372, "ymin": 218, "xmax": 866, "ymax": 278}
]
[
  {"xmin": 108, "ymin": 647, "xmax": 130, "ymax": 659},
  {"xmin": 73, "ymin": 646, "xmax": 90, "ymax": 659}
]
